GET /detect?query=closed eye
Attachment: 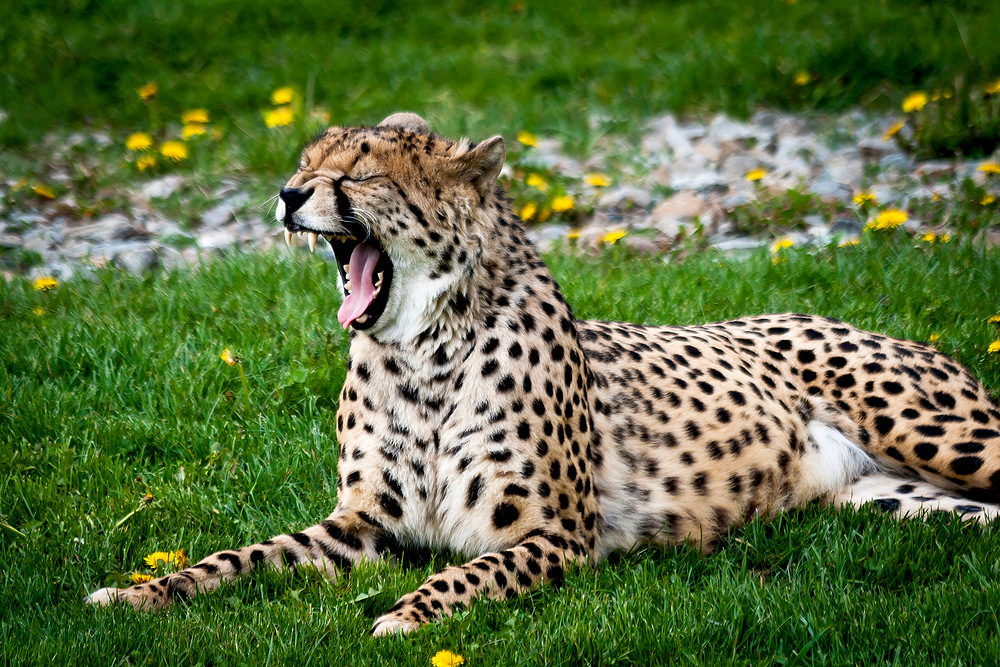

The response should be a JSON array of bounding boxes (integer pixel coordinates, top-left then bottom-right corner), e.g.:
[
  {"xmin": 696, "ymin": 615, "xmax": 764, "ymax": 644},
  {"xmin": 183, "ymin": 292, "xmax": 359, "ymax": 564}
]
[{"xmin": 347, "ymin": 173, "xmax": 387, "ymax": 183}]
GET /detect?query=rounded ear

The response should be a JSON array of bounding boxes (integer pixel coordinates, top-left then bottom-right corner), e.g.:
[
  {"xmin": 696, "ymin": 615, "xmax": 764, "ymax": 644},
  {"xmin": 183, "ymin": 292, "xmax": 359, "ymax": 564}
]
[
  {"xmin": 378, "ymin": 112, "xmax": 430, "ymax": 135},
  {"xmin": 453, "ymin": 136, "xmax": 506, "ymax": 196}
]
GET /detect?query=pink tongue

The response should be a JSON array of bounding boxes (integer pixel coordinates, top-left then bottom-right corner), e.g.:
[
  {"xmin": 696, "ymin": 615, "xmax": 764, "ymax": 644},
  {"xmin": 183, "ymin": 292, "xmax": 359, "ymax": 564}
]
[{"xmin": 338, "ymin": 243, "xmax": 382, "ymax": 328}]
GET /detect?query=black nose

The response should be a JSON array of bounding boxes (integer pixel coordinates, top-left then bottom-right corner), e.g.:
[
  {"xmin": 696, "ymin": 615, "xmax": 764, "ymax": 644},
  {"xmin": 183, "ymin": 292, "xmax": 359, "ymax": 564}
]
[{"xmin": 279, "ymin": 187, "xmax": 313, "ymax": 217}]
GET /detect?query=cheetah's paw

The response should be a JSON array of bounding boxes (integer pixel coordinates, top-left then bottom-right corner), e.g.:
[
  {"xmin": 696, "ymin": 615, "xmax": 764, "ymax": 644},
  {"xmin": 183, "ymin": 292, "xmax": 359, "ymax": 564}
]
[{"xmin": 370, "ymin": 614, "xmax": 421, "ymax": 637}]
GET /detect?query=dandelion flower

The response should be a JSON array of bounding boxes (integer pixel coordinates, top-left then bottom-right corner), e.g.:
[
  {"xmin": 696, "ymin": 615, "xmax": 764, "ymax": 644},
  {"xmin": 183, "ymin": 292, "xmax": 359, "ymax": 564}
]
[
  {"xmin": 940, "ymin": 233, "xmax": 950, "ymax": 243},
  {"xmin": 160, "ymin": 141, "xmax": 188, "ymax": 162},
  {"xmin": 839, "ymin": 238, "xmax": 859, "ymax": 247},
  {"xmin": 921, "ymin": 232, "xmax": 937, "ymax": 243},
  {"xmin": 144, "ymin": 550, "xmax": 186, "ymax": 571},
  {"xmin": 982, "ymin": 194, "xmax": 996, "ymax": 206},
  {"xmin": 989, "ymin": 340, "xmax": 1000, "ymax": 354},
  {"xmin": 902, "ymin": 92, "xmax": 928, "ymax": 113},
  {"xmin": 600, "ymin": 229, "xmax": 626, "ymax": 245},
  {"xmin": 131, "ymin": 573, "xmax": 153, "ymax": 584},
  {"xmin": 988, "ymin": 315, "xmax": 1000, "ymax": 324},
  {"xmin": 430, "ymin": 651, "xmax": 465, "ymax": 667},
  {"xmin": 985, "ymin": 78, "xmax": 1000, "ymax": 96},
  {"xmin": 516, "ymin": 131, "xmax": 538, "ymax": 147},
  {"xmin": 927, "ymin": 333, "xmax": 940, "ymax": 344},
  {"xmin": 33, "ymin": 277, "xmax": 58, "ymax": 291},
  {"xmin": 136, "ymin": 155, "xmax": 157, "ymax": 172},
  {"xmin": 271, "ymin": 87, "xmax": 294, "ymax": 105},
  {"xmin": 221, "ymin": 348, "xmax": 238, "ymax": 366},
  {"xmin": 181, "ymin": 109, "xmax": 210, "ymax": 124},
  {"xmin": 518, "ymin": 202, "xmax": 537, "ymax": 221},
  {"xmin": 771, "ymin": 238, "xmax": 794, "ymax": 253},
  {"xmin": 866, "ymin": 209, "xmax": 908, "ymax": 230},
  {"xmin": 584, "ymin": 173, "xmax": 611, "ymax": 187},
  {"xmin": 883, "ymin": 119, "xmax": 905, "ymax": 141},
  {"xmin": 265, "ymin": 106, "xmax": 295, "ymax": 128},
  {"xmin": 126, "ymin": 132, "xmax": 154, "ymax": 151},
  {"xmin": 182, "ymin": 123, "xmax": 207, "ymax": 140},
  {"xmin": 566, "ymin": 229, "xmax": 580, "ymax": 240},
  {"xmin": 745, "ymin": 168, "xmax": 767, "ymax": 182},
  {"xmin": 525, "ymin": 174, "xmax": 548, "ymax": 191},
  {"xmin": 32, "ymin": 307, "xmax": 44, "ymax": 316},
  {"xmin": 137, "ymin": 82, "xmax": 158, "ymax": 101},
  {"xmin": 793, "ymin": 71, "xmax": 810, "ymax": 86},
  {"xmin": 853, "ymin": 192, "xmax": 876, "ymax": 206},
  {"xmin": 32, "ymin": 184, "xmax": 56, "ymax": 199},
  {"xmin": 551, "ymin": 196, "xmax": 574, "ymax": 212},
  {"xmin": 537, "ymin": 207, "xmax": 552, "ymax": 222},
  {"xmin": 978, "ymin": 163, "xmax": 1000, "ymax": 176}
]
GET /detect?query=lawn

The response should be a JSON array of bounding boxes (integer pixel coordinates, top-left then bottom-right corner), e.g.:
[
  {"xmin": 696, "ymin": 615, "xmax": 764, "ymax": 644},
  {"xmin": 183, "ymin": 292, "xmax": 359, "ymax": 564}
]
[{"xmin": 2, "ymin": 235, "xmax": 1000, "ymax": 665}]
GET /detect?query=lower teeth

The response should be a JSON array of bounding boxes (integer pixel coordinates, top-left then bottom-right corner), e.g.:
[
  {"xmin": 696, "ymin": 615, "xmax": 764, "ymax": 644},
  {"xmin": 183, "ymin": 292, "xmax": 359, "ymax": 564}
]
[{"xmin": 356, "ymin": 314, "xmax": 369, "ymax": 323}]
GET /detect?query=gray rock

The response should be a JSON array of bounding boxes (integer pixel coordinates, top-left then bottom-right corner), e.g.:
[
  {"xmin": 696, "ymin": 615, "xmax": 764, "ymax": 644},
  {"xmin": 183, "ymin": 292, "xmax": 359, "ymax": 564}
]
[
  {"xmin": 711, "ymin": 237, "xmax": 768, "ymax": 253},
  {"xmin": 720, "ymin": 155, "xmax": 763, "ymax": 183},
  {"xmin": 23, "ymin": 228, "xmax": 61, "ymax": 253},
  {"xmin": 115, "ymin": 247, "xmax": 159, "ymax": 274},
  {"xmin": 858, "ymin": 136, "xmax": 897, "ymax": 160},
  {"xmin": 201, "ymin": 193, "xmax": 250, "ymax": 228},
  {"xmin": 830, "ymin": 218, "xmax": 864, "ymax": 236},
  {"xmin": 809, "ymin": 175, "xmax": 850, "ymax": 201},
  {"xmin": 198, "ymin": 227, "xmax": 239, "ymax": 251},
  {"xmin": 824, "ymin": 154, "xmax": 863, "ymax": 187},
  {"xmin": 65, "ymin": 213, "xmax": 137, "ymax": 242},
  {"xmin": 597, "ymin": 186, "xmax": 652, "ymax": 211},
  {"xmin": 140, "ymin": 176, "xmax": 184, "ymax": 200},
  {"xmin": 915, "ymin": 161, "xmax": 955, "ymax": 179}
]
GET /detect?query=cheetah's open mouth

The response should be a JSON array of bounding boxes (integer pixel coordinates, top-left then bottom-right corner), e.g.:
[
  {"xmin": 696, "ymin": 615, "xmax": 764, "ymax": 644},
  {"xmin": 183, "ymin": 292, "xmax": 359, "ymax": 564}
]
[{"xmin": 284, "ymin": 222, "xmax": 394, "ymax": 331}]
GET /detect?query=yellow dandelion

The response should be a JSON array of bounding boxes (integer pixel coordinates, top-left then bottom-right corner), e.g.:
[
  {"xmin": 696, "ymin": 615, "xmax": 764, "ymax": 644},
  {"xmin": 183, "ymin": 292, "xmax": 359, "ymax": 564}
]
[
  {"xmin": 126, "ymin": 132, "xmax": 154, "ymax": 151},
  {"xmin": 989, "ymin": 340, "xmax": 1000, "ymax": 354},
  {"xmin": 982, "ymin": 194, "xmax": 996, "ymax": 206},
  {"xmin": 32, "ymin": 184, "xmax": 56, "ymax": 199},
  {"xmin": 566, "ymin": 229, "xmax": 580, "ymax": 240},
  {"xmin": 526, "ymin": 174, "xmax": 548, "ymax": 191},
  {"xmin": 33, "ymin": 277, "xmax": 58, "ymax": 291},
  {"xmin": 551, "ymin": 196, "xmax": 574, "ymax": 212},
  {"xmin": 584, "ymin": 173, "xmax": 611, "ymax": 187},
  {"xmin": 130, "ymin": 573, "xmax": 153, "ymax": 585},
  {"xmin": 181, "ymin": 109, "xmax": 210, "ymax": 124},
  {"xmin": 143, "ymin": 551, "xmax": 184, "ymax": 571},
  {"xmin": 745, "ymin": 168, "xmax": 767, "ymax": 182},
  {"xmin": 940, "ymin": 233, "xmax": 950, "ymax": 243},
  {"xmin": 978, "ymin": 163, "xmax": 1000, "ymax": 176},
  {"xmin": 136, "ymin": 155, "xmax": 157, "ymax": 172},
  {"xmin": 839, "ymin": 238, "xmax": 860, "ymax": 247},
  {"xmin": 518, "ymin": 202, "xmax": 537, "ymax": 221},
  {"xmin": 883, "ymin": 119, "xmax": 905, "ymax": 141},
  {"xmin": 516, "ymin": 131, "xmax": 538, "ymax": 147},
  {"xmin": 866, "ymin": 208, "xmax": 908, "ymax": 230},
  {"xmin": 902, "ymin": 91, "xmax": 929, "ymax": 113},
  {"xmin": 182, "ymin": 123, "xmax": 207, "ymax": 140},
  {"xmin": 264, "ymin": 106, "xmax": 295, "ymax": 128},
  {"xmin": 853, "ymin": 192, "xmax": 876, "ymax": 206},
  {"xmin": 160, "ymin": 141, "xmax": 188, "ymax": 162},
  {"xmin": 430, "ymin": 651, "xmax": 465, "ymax": 667},
  {"xmin": 271, "ymin": 87, "xmax": 294, "ymax": 105},
  {"xmin": 921, "ymin": 232, "xmax": 937, "ymax": 243},
  {"xmin": 985, "ymin": 78, "xmax": 1000, "ymax": 96},
  {"xmin": 987, "ymin": 315, "xmax": 1000, "ymax": 324},
  {"xmin": 793, "ymin": 71, "xmax": 810, "ymax": 86},
  {"xmin": 32, "ymin": 307, "xmax": 44, "ymax": 316},
  {"xmin": 770, "ymin": 238, "xmax": 794, "ymax": 253},
  {"xmin": 928, "ymin": 333, "xmax": 940, "ymax": 343},
  {"xmin": 221, "ymin": 348, "xmax": 238, "ymax": 366},
  {"xmin": 537, "ymin": 207, "xmax": 552, "ymax": 222},
  {"xmin": 600, "ymin": 229, "xmax": 626, "ymax": 245},
  {"xmin": 137, "ymin": 82, "xmax": 158, "ymax": 101}
]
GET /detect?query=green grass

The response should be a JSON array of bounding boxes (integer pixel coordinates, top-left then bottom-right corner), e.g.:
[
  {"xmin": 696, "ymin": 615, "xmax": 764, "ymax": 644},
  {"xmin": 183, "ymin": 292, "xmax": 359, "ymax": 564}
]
[
  {"xmin": 3, "ymin": 234, "xmax": 1000, "ymax": 665},
  {"xmin": 3, "ymin": 0, "xmax": 1000, "ymax": 148}
]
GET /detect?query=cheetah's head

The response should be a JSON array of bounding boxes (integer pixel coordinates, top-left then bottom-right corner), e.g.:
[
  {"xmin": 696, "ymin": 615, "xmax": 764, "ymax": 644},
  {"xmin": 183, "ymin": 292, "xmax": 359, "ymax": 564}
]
[{"xmin": 277, "ymin": 112, "xmax": 505, "ymax": 343}]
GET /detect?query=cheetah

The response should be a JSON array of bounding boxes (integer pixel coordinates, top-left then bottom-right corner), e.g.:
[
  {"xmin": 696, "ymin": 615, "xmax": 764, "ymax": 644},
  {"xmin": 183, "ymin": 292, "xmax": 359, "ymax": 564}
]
[{"xmin": 86, "ymin": 113, "xmax": 1000, "ymax": 635}]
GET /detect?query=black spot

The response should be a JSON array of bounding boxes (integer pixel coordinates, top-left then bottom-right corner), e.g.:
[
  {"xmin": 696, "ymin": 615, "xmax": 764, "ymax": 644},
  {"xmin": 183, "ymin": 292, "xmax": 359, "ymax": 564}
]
[
  {"xmin": 797, "ymin": 350, "xmax": 816, "ymax": 364},
  {"xmin": 467, "ymin": 475, "xmax": 483, "ymax": 508},
  {"xmin": 492, "ymin": 503, "xmax": 520, "ymax": 528},
  {"xmin": 882, "ymin": 381, "xmax": 904, "ymax": 395},
  {"xmin": 951, "ymin": 456, "xmax": 984, "ymax": 475},
  {"xmin": 874, "ymin": 416, "xmax": 895, "ymax": 436},
  {"xmin": 379, "ymin": 493, "xmax": 403, "ymax": 518},
  {"xmin": 872, "ymin": 498, "xmax": 900, "ymax": 512},
  {"xmin": 933, "ymin": 392, "xmax": 956, "ymax": 409},
  {"xmin": 916, "ymin": 425, "xmax": 945, "ymax": 437},
  {"xmin": 914, "ymin": 442, "xmax": 938, "ymax": 460}
]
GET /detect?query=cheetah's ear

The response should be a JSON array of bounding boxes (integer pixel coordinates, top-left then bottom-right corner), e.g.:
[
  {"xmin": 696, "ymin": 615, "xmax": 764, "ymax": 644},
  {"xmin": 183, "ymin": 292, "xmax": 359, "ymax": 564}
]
[
  {"xmin": 378, "ymin": 112, "xmax": 430, "ymax": 135},
  {"xmin": 452, "ymin": 136, "xmax": 506, "ymax": 197}
]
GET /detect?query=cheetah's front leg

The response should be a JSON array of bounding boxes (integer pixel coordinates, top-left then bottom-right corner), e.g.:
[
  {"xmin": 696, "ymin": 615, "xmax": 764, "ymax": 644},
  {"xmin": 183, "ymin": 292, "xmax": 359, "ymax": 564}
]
[
  {"xmin": 371, "ymin": 532, "xmax": 581, "ymax": 636},
  {"xmin": 85, "ymin": 511, "xmax": 386, "ymax": 611}
]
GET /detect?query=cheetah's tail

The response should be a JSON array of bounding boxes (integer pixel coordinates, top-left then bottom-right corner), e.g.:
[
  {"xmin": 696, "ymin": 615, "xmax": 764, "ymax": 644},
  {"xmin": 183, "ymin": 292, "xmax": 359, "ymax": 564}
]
[{"xmin": 833, "ymin": 474, "xmax": 1000, "ymax": 523}]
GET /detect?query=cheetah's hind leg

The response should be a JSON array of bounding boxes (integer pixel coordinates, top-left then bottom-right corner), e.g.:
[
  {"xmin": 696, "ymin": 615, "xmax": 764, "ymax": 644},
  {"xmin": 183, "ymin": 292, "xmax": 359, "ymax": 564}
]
[{"xmin": 834, "ymin": 474, "xmax": 1000, "ymax": 522}]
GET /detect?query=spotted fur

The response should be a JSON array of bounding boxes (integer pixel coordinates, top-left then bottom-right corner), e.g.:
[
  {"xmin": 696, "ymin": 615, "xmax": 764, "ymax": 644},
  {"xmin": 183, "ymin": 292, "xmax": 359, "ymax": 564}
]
[{"xmin": 86, "ymin": 113, "xmax": 1000, "ymax": 634}]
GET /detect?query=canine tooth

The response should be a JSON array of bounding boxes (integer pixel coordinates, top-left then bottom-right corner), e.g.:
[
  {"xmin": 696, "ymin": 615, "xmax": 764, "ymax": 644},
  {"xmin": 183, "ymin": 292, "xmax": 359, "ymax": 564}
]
[
  {"xmin": 356, "ymin": 314, "xmax": 369, "ymax": 323},
  {"xmin": 344, "ymin": 263, "xmax": 350, "ymax": 273},
  {"xmin": 373, "ymin": 284, "xmax": 381, "ymax": 297},
  {"xmin": 307, "ymin": 232, "xmax": 318, "ymax": 252},
  {"xmin": 297, "ymin": 231, "xmax": 303, "ymax": 238},
  {"xmin": 284, "ymin": 229, "xmax": 293, "ymax": 247},
  {"xmin": 377, "ymin": 271, "xmax": 384, "ymax": 281}
]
